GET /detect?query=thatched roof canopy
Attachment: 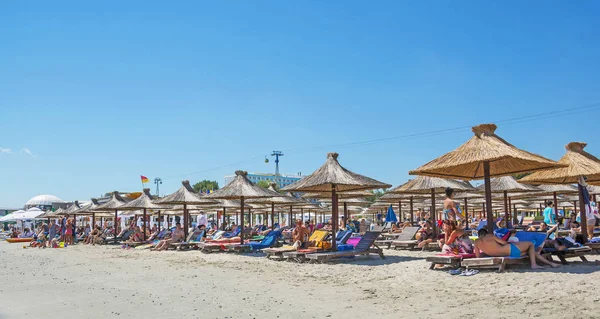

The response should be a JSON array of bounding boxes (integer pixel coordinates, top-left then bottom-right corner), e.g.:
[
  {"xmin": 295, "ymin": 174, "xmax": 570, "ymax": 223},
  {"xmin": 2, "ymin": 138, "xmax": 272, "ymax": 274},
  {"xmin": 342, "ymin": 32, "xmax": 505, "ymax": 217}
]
[
  {"xmin": 62, "ymin": 201, "xmax": 82, "ymax": 215},
  {"xmin": 206, "ymin": 171, "xmax": 282, "ymax": 200},
  {"xmin": 409, "ymin": 124, "xmax": 564, "ymax": 180},
  {"xmin": 247, "ymin": 183, "xmax": 306, "ymax": 205},
  {"xmin": 389, "ymin": 176, "xmax": 476, "ymax": 194},
  {"xmin": 475, "ymin": 176, "xmax": 541, "ymax": 193},
  {"xmin": 119, "ymin": 188, "xmax": 164, "ymax": 210},
  {"xmin": 156, "ymin": 180, "xmax": 218, "ymax": 205},
  {"xmin": 520, "ymin": 142, "xmax": 600, "ymax": 184},
  {"xmin": 94, "ymin": 191, "xmax": 129, "ymax": 211},
  {"xmin": 320, "ymin": 197, "xmax": 370, "ymax": 207},
  {"xmin": 282, "ymin": 153, "xmax": 391, "ymax": 193},
  {"xmin": 71, "ymin": 198, "xmax": 101, "ymax": 216},
  {"xmin": 302, "ymin": 190, "xmax": 374, "ymax": 199}
]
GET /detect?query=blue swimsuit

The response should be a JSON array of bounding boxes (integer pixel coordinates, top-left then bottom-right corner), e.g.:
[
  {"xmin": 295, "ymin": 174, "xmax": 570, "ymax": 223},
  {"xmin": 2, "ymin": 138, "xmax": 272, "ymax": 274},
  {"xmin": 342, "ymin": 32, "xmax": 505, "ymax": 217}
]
[{"xmin": 509, "ymin": 243, "xmax": 521, "ymax": 258}]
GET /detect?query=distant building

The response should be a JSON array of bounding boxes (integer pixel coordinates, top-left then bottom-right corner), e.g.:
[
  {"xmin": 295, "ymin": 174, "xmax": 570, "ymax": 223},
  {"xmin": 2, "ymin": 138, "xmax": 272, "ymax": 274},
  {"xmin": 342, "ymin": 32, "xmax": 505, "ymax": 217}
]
[
  {"xmin": 224, "ymin": 172, "xmax": 303, "ymax": 189},
  {"xmin": 0, "ymin": 207, "xmax": 20, "ymax": 217}
]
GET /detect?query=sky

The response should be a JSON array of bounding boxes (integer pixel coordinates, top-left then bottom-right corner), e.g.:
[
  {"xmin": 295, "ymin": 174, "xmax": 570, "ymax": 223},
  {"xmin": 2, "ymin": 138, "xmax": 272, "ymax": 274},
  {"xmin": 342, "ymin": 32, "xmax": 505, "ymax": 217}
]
[{"xmin": 1, "ymin": 1, "xmax": 600, "ymax": 207}]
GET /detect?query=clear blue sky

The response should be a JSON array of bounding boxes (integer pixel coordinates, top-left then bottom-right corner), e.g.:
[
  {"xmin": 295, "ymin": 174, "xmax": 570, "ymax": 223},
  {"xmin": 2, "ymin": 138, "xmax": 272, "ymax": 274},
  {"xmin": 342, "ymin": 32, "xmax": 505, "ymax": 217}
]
[{"xmin": 1, "ymin": 1, "xmax": 599, "ymax": 207}]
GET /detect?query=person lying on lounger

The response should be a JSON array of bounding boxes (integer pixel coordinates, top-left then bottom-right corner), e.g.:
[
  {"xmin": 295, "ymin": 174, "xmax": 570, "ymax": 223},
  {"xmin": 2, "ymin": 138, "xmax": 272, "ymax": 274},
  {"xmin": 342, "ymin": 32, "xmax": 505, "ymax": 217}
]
[
  {"xmin": 538, "ymin": 222, "xmax": 567, "ymax": 251},
  {"xmin": 441, "ymin": 220, "xmax": 473, "ymax": 254},
  {"xmin": 153, "ymin": 223, "xmax": 185, "ymax": 251},
  {"xmin": 474, "ymin": 228, "xmax": 560, "ymax": 269}
]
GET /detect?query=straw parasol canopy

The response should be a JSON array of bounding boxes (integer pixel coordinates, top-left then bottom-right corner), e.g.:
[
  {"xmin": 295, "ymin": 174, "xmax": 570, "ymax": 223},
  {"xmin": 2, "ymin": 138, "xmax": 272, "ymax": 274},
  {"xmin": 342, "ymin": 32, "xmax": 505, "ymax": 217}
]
[
  {"xmin": 302, "ymin": 190, "xmax": 373, "ymax": 199},
  {"xmin": 156, "ymin": 180, "xmax": 218, "ymax": 237},
  {"xmin": 206, "ymin": 171, "xmax": 282, "ymax": 244},
  {"xmin": 282, "ymin": 152, "xmax": 390, "ymax": 250},
  {"xmin": 119, "ymin": 188, "xmax": 165, "ymax": 240},
  {"xmin": 94, "ymin": 191, "xmax": 130, "ymax": 244},
  {"xmin": 521, "ymin": 142, "xmax": 600, "ymax": 240},
  {"xmin": 474, "ymin": 176, "xmax": 541, "ymax": 224},
  {"xmin": 389, "ymin": 176, "xmax": 476, "ymax": 231},
  {"xmin": 72, "ymin": 198, "xmax": 101, "ymax": 216},
  {"xmin": 283, "ymin": 153, "xmax": 391, "ymax": 193},
  {"xmin": 409, "ymin": 124, "xmax": 564, "ymax": 233},
  {"xmin": 247, "ymin": 183, "xmax": 315, "ymax": 229},
  {"xmin": 62, "ymin": 201, "xmax": 82, "ymax": 216}
]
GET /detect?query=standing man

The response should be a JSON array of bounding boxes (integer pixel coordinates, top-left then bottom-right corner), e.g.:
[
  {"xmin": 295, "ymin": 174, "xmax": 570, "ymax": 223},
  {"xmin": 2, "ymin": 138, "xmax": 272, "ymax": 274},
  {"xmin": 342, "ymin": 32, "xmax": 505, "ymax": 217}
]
[
  {"xmin": 196, "ymin": 211, "xmax": 207, "ymax": 228},
  {"xmin": 543, "ymin": 201, "xmax": 556, "ymax": 225}
]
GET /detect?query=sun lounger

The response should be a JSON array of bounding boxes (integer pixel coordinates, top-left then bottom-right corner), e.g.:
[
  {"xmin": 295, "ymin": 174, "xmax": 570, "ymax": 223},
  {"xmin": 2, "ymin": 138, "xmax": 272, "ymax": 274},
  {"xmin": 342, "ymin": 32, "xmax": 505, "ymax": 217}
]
[
  {"xmin": 305, "ymin": 231, "xmax": 384, "ymax": 263},
  {"xmin": 226, "ymin": 230, "xmax": 282, "ymax": 253},
  {"xmin": 283, "ymin": 230, "xmax": 353, "ymax": 262},
  {"xmin": 264, "ymin": 230, "xmax": 328, "ymax": 260},
  {"xmin": 390, "ymin": 227, "xmax": 421, "ymax": 250},
  {"xmin": 426, "ymin": 253, "xmax": 476, "ymax": 269},
  {"xmin": 198, "ymin": 238, "xmax": 240, "ymax": 253},
  {"xmin": 542, "ymin": 246, "xmax": 593, "ymax": 264},
  {"xmin": 460, "ymin": 231, "xmax": 548, "ymax": 272}
]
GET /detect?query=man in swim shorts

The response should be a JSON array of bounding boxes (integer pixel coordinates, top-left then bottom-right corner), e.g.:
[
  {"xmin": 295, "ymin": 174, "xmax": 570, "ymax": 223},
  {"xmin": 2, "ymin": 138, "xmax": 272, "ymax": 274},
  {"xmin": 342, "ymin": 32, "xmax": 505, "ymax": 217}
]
[{"xmin": 474, "ymin": 229, "xmax": 560, "ymax": 269}]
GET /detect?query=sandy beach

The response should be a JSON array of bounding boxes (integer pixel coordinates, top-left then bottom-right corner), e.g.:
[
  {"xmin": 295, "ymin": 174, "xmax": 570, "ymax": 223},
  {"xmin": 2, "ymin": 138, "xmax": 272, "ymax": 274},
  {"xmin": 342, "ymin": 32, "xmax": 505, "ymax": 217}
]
[{"xmin": 1, "ymin": 242, "xmax": 599, "ymax": 319}]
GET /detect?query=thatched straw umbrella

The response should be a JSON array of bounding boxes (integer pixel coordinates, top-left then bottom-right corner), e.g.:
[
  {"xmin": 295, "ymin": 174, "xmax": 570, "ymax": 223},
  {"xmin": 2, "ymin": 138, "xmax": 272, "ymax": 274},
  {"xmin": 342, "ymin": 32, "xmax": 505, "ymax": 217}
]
[
  {"xmin": 94, "ymin": 192, "xmax": 129, "ymax": 243},
  {"xmin": 389, "ymin": 176, "xmax": 476, "ymax": 234},
  {"xmin": 119, "ymin": 188, "xmax": 164, "ymax": 240},
  {"xmin": 521, "ymin": 142, "xmax": 600, "ymax": 240},
  {"xmin": 206, "ymin": 171, "xmax": 281, "ymax": 244},
  {"xmin": 474, "ymin": 176, "xmax": 541, "ymax": 226},
  {"xmin": 410, "ymin": 124, "xmax": 564, "ymax": 233},
  {"xmin": 304, "ymin": 190, "xmax": 372, "ymax": 227},
  {"xmin": 247, "ymin": 183, "xmax": 306, "ymax": 230},
  {"xmin": 156, "ymin": 180, "xmax": 217, "ymax": 238},
  {"xmin": 71, "ymin": 198, "xmax": 102, "ymax": 228},
  {"xmin": 282, "ymin": 152, "xmax": 390, "ymax": 251}
]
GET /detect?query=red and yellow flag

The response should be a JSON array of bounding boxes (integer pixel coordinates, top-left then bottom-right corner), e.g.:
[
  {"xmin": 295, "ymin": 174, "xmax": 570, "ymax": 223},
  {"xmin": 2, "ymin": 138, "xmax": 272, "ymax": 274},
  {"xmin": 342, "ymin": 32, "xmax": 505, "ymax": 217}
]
[{"xmin": 141, "ymin": 175, "xmax": 149, "ymax": 183}]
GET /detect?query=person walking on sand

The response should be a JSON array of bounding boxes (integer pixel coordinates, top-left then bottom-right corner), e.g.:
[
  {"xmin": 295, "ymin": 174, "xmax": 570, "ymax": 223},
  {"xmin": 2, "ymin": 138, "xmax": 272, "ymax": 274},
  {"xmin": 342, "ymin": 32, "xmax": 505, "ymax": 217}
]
[{"xmin": 474, "ymin": 228, "xmax": 560, "ymax": 269}]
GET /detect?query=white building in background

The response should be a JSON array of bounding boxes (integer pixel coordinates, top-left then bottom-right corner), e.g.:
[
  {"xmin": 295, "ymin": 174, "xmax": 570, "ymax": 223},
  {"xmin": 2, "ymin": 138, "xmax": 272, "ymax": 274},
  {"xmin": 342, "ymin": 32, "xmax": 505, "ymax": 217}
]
[
  {"xmin": 224, "ymin": 172, "xmax": 303, "ymax": 189},
  {"xmin": 24, "ymin": 194, "xmax": 66, "ymax": 211}
]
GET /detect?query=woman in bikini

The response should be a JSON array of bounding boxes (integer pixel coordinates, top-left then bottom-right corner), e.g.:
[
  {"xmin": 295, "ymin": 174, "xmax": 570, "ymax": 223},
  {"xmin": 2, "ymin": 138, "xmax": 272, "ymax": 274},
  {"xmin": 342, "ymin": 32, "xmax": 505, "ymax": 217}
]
[{"xmin": 442, "ymin": 187, "xmax": 462, "ymax": 244}]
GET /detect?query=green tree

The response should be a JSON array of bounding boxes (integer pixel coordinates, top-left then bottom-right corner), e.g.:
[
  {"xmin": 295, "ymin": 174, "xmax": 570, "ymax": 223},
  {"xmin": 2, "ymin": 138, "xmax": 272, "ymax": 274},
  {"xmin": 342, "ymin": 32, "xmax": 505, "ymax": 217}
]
[
  {"xmin": 513, "ymin": 173, "xmax": 531, "ymax": 180},
  {"xmin": 256, "ymin": 180, "xmax": 271, "ymax": 189},
  {"xmin": 366, "ymin": 189, "xmax": 386, "ymax": 204},
  {"xmin": 193, "ymin": 180, "xmax": 220, "ymax": 193}
]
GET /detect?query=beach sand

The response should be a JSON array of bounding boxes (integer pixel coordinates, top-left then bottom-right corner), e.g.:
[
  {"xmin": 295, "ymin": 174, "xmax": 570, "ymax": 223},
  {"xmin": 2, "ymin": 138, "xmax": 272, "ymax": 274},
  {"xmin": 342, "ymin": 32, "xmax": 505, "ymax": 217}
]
[{"xmin": 1, "ymin": 241, "xmax": 599, "ymax": 319}]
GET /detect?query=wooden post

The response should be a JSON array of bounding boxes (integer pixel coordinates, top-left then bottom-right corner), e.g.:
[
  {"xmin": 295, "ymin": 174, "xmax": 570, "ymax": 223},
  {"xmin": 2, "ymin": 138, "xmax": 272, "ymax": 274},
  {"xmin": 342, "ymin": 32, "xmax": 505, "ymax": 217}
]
[
  {"xmin": 301, "ymin": 208, "xmax": 305, "ymax": 224},
  {"xmin": 483, "ymin": 161, "xmax": 494, "ymax": 234},
  {"xmin": 222, "ymin": 207, "xmax": 226, "ymax": 230},
  {"xmin": 183, "ymin": 203, "xmax": 188, "ymax": 239},
  {"xmin": 331, "ymin": 184, "xmax": 338, "ymax": 251},
  {"xmin": 114, "ymin": 209, "xmax": 118, "ymax": 244},
  {"xmin": 289, "ymin": 205, "xmax": 292, "ymax": 228},
  {"xmin": 508, "ymin": 197, "xmax": 512, "ymax": 226},
  {"xmin": 503, "ymin": 190, "xmax": 508, "ymax": 228},
  {"xmin": 92, "ymin": 212, "xmax": 96, "ymax": 229},
  {"xmin": 398, "ymin": 200, "xmax": 402, "ymax": 222},
  {"xmin": 410, "ymin": 196, "xmax": 414, "ymax": 224},
  {"xmin": 142, "ymin": 208, "xmax": 147, "ymax": 241},
  {"xmin": 430, "ymin": 188, "xmax": 436, "ymax": 236},
  {"xmin": 240, "ymin": 197, "xmax": 245, "ymax": 244},
  {"xmin": 157, "ymin": 211, "xmax": 161, "ymax": 232},
  {"xmin": 578, "ymin": 186, "xmax": 588, "ymax": 242},
  {"xmin": 343, "ymin": 202, "xmax": 348, "ymax": 228},
  {"xmin": 271, "ymin": 203, "xmax": 275, "ymax": 230},
  {"xmin": 464, "ymin": 198, "xmax": 468, "ymax": 222},
  {"xmin": 552, "ymin": 192, "xmax": 559, "ymax": 225}
]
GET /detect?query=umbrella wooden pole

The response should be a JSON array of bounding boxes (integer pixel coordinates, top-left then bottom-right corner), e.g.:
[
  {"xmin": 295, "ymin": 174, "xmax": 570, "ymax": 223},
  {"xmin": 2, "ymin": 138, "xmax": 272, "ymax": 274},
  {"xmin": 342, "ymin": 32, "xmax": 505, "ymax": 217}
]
[
  {"xmin": 483, "ymin": 161, "xmax": 495, "ymax": 234},
  {"xmin": 513, "ymin": 204, "xmax": 517, "ymax": 225},
  {"xmin": 271, "ymin": 203, "xmax": 275, "ymax": 230},
  {"xmin": 142, "ymin": 208, "xmax": 147, "ymax": 241},
  {"xmin": 114, "ymin": 209, "xmax": 118, "ymax": 244},
  {"xmin": 398, "ymin": 200, "xmax": 402, "ymax": 222},
  {"xmin": 430, "ymin": 188, "xmax": 436, "ymax": 235},
  {"xmin": 158, "ymin": 212, "xmax": 161, "ymax": 232},
  {"xmin": 410, "ymin": 197, "xmax": 414, "ymax": 224},
  {"xmin": 331, "ymin": 184, "xmax": 338, "ymax": 251},
  {"xmin": 503, "ymin": 191, "xmax": 508, "ymax": 228},
  {"xmin": 464, "ymin": 198, "xmax": 468, "ymax": 222},
  {"xmin": 223, "ymin": 207, "xmax": 226, "ymax": 230},
  {"xmin": 508, "ymin": 197, "xmax": 512, "ymax": 227},
  {"xmin": 578, "ymin": 186, "xmax": 588, "ymax": 242},
  {"xmin": 302, "ymin": 208, "xmax": 305, "ymax": 224},
  {"xmin": 553, "ymin": 192, "xmax": 559, "ymax": 225},
  {"xmin": 343, "ymin": 203, "xmax": 348, "ymax": 227},
  {"xmin": 92, "ymin": 212, "xmax": 96, "ymax": 229},
  {"xmin": 184, "ymin": 203, "xmax": 189, "ymax": 238},
  {"xmin": 73, "ymin": 214, "xmax": 77, "ymax": 241},
  {"xmin": 240, "ymin": 197, "xmax": 245, "ymax": 245},
  {"xmin": 289, "ymin": 205, "xmax": 292, "ymax": 228}
]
